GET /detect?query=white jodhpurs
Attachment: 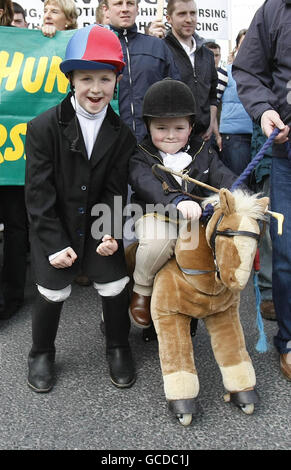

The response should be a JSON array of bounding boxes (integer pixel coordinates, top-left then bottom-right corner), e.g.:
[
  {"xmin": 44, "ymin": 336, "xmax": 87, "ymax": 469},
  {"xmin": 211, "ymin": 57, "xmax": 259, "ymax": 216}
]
[{"xmin": 37, "ymin": 276, "xmax": 130, "ymax": 303}]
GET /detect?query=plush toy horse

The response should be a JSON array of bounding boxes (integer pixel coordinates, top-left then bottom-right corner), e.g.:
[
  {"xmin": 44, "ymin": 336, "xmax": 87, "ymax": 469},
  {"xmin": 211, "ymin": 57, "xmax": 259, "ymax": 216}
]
[{"xmin": 150, "ymin": 188, "xmax": 269, "ymax": 426}]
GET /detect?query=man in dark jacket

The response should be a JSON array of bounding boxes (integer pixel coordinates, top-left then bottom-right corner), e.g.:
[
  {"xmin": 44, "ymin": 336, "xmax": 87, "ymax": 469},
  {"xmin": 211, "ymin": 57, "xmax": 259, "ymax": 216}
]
[
  {"xmin": 103, "ymin": 0, "xmax": 180, "ymax": 143},
  {"xmin": 232, "ymin": 0, "xmax": 291, "ymax": 381},
  {"xmin": 148, "ymin": 0, "xmax": 218, "ymax": 139}
]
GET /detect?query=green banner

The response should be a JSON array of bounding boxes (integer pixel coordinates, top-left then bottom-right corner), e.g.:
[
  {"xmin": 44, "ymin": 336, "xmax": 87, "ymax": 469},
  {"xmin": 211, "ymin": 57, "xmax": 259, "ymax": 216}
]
[{"xmin": 0, "ymin": 26, "xmax": 75, "ymax": 185}]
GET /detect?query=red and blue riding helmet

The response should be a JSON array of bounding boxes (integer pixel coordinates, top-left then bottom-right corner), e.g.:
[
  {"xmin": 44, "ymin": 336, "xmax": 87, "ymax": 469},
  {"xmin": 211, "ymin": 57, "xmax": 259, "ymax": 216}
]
[{"xmin": 60, "ymin": 24, "xmax": 125, "ymax": 76}]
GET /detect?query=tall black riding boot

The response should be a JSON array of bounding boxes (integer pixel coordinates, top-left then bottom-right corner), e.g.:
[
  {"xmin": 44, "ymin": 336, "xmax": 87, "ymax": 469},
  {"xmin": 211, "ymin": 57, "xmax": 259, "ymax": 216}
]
[
  {"xmin": 101, "ymin": 286, "xmax": 136, "ymax": 388},
  {"xmin": 27, "ymin": 293, "xmax": 63, "ymax": 393}
]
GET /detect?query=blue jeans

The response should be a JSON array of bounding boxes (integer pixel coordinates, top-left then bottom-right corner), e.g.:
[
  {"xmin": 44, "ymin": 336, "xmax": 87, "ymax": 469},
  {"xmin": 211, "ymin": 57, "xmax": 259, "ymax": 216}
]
[
  {"xmin": 271, "ymin": 157, "xmax": 291, "ymax": 353},
  {"xmin": 220, "ymin": 134, "xmax": 252, "ymax": 176}
]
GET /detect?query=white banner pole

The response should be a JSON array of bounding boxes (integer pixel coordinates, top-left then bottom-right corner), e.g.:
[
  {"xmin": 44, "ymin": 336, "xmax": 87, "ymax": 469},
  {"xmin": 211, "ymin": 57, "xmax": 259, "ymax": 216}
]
[
  {"xmin": 228, "ymin": 0, "xmax": 233, "ymax": 52},
  {"xmin": 156, "ymin": 0, "xmax": 164, "ymax": 21}
]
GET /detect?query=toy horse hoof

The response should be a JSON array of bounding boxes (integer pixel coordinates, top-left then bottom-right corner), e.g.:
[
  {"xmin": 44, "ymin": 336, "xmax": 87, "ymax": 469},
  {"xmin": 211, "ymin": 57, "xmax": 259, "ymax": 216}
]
[
  {"xmin": 225, "ymin": 389, "xmax": 259, "ymax": 414},
  {"xmin": 177, "ymin": 413, "xmax": 192, "ymax": 426},
  {"xmin": 168, "ymin": 398, "xmax": 197, "ymax": 425}
]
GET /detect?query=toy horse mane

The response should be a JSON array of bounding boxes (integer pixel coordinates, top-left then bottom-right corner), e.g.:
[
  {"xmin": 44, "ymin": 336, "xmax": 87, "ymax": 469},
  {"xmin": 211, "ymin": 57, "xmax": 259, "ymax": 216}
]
[{"xmin": 202, "ymin": 189, "xmax": 268, "ymax": 221}]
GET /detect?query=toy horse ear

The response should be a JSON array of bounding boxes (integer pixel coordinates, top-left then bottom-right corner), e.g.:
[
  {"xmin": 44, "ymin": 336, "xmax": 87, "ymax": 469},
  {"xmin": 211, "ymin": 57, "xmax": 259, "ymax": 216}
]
[
  {"xmin": 219, "ymin": 188, "xmax": 236, "ymax": 216},
  {"xmin": 256, "ymin": 196, "xmax": 269, "ymax": 213}
]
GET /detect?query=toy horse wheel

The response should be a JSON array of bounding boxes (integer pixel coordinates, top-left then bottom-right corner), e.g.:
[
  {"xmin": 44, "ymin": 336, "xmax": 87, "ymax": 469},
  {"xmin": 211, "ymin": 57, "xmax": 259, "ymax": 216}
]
[
  {"xmin": 169, "ymin": 399, "xmax": 196, "ymax": 426},
  {"xmin": 177, "ymin": 413, "xmax": 192, "ymax": 426},
  {"xmin": 239, "ymin": 403, "xmax": 255, "ymax": 415},
  {"xmin": 169, "ymin": 398, "xmax": 197, "ymax": 426},
  {"xmin": 224, "ymin": 389, "xmax": 258, "ymax": 415}
]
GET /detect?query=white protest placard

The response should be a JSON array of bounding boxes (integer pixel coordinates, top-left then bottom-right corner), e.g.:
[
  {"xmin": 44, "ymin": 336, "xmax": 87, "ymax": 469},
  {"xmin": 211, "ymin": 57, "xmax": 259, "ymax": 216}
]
[
  {"xmin": 135, "ymin": 0, "xmax": 230, "ymax": 38},
  {"xmin": 20, "ymin": 0, "xmax": 230, "ymax": 38},
  {"xmin": 15, "ymin": 0, "xmax": 264, "ymax": 68},
  {"xmin": 195, "ymin": 0, "xmax": 229, "ymax": 39},
  {"xmin": 21, "ymin": 0, "xmax": 96, "ymax": 30}
]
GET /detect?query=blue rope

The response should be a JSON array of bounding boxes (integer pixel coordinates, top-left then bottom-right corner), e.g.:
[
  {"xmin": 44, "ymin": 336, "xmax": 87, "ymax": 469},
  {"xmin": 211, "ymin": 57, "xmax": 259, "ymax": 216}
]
[
  {"xmin": 230, "ymin": 128, "xmax": 280, "ymax": 191},
  {"xmin": 201, "ymin": 128, "xmax": 280, "ymax": 219},
  {"xmin": 201, "ymin": 203, "xmax": 214, "ymax": 220},
  {"xmin": 253, "ymin": 271, "xmax": 269, "ymax": 353},
  {"xmin": 202, "ymin": 128, "xmax": 283, "ymax": 352},
  {"xmin": 230, "ymin": 130, "xmax": 281, "ymax": 353},
  {"xmin": 230, "ymin": 129, "xmax": 282, "ymax": 353}
]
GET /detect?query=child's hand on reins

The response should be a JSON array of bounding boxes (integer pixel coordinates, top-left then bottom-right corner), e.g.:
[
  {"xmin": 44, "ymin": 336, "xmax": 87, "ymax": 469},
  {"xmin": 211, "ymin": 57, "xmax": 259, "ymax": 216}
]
[
  {"xmin": 96, "ymin": 235, "xmax": 118, "ymax": 256},
  {"xmin": 177, "ymin": 201, "xmax": 202, "ymax": 220}
]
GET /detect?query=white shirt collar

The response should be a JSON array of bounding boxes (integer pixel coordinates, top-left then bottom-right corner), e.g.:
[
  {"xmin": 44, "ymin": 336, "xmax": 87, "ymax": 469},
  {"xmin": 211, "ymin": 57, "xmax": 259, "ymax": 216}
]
[
  {"xmin": 71, "ymin": 96, "xmax": 108, "ymax": 121},
  {"xmin": 180, "ymin": 37, "xmax": 196, "ymax": 56},
  {"xmin": 159, "ymin": 150, "xmax": 192, "ymax": 185},
  {"xmin": 70, "ymin": 96, "xmax": 108, "ymax": 159}
]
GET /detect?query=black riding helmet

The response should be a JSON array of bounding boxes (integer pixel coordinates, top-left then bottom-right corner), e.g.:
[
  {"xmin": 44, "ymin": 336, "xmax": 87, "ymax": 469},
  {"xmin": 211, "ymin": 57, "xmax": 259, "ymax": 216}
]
[{"xmin": 142, "ymin": 78, "xmax": 196, "ymax": 125}]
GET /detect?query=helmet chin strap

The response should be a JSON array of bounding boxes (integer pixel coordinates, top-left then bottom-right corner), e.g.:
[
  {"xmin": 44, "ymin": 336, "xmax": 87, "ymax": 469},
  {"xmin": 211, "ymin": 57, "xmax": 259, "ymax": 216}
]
[
  {"xmin": 68, "ymin": 73, "xmax": 75, "ymax": 94},
  {"xmin": 68, "ymin": 79, "xmax": 80, "ymax": 152},
  {"xmin": 113, "ymin": 77, "xmax": 118, "ymax": 101}
]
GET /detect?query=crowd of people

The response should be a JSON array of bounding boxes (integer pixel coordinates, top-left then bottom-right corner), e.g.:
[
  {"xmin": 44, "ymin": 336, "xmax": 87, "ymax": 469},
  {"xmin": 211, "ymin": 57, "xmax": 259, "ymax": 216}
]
[{"xmin": 0, "ymin": 0, "xmax": 290, "ymax": 394}]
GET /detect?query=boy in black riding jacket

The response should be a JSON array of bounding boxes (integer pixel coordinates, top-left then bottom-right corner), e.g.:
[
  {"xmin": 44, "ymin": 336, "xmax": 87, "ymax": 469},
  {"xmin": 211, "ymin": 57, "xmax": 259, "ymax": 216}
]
[
  {"xmin": 128, "ymin": 79, "xmax": 237, "ymax": 328},
  {"xmin": 25, "ymin": 25, "xmax": 136, "ymax": 393}
]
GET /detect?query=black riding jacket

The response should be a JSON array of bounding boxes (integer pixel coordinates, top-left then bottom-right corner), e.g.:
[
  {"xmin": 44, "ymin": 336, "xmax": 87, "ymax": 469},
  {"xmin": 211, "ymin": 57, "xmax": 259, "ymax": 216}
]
[{"xmin": 129, "ymin": 134, "xmax": 237, "ymax": 215}]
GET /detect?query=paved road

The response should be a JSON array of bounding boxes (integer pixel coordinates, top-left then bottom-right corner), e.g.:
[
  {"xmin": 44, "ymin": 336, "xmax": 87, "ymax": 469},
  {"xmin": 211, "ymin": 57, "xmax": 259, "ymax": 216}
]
[{"xmin": 0, "ymin": 254, "xmax": 290, "ymax": 451}]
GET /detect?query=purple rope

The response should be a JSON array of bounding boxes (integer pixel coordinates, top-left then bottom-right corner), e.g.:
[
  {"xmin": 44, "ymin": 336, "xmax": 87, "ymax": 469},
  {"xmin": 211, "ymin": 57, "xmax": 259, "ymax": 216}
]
[
  {"xmin": 201, "ymin": 203, "xmax": 214, "ymax": 220},
  {"xmin": 230, "ymin": 128, "xmax": 280, "ymax": 191},
  {"xmin": 202, "ymin": 127, "xmax": 281, "ymax": 219},
  {"xmin": 200, "ymin": 127, "xmax": 285, "ymax": 353}
]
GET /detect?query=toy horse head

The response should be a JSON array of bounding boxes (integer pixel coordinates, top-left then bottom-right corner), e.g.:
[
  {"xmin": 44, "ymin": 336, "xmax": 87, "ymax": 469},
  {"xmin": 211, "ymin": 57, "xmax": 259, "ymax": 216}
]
[{"xmin": 204, "ymin": 188, "xmax": 269, "ymax": 292}]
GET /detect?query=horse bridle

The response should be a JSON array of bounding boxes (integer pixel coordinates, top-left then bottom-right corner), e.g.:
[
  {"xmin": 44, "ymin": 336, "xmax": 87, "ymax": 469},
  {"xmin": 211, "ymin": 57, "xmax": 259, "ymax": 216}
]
[
  {"xmin": 179, "ymin": 214, "xmax": 262, "ymax": 277},
  {"xmin": 210, "ymin": 214, "xmax": 261, "ymax": 254}
]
